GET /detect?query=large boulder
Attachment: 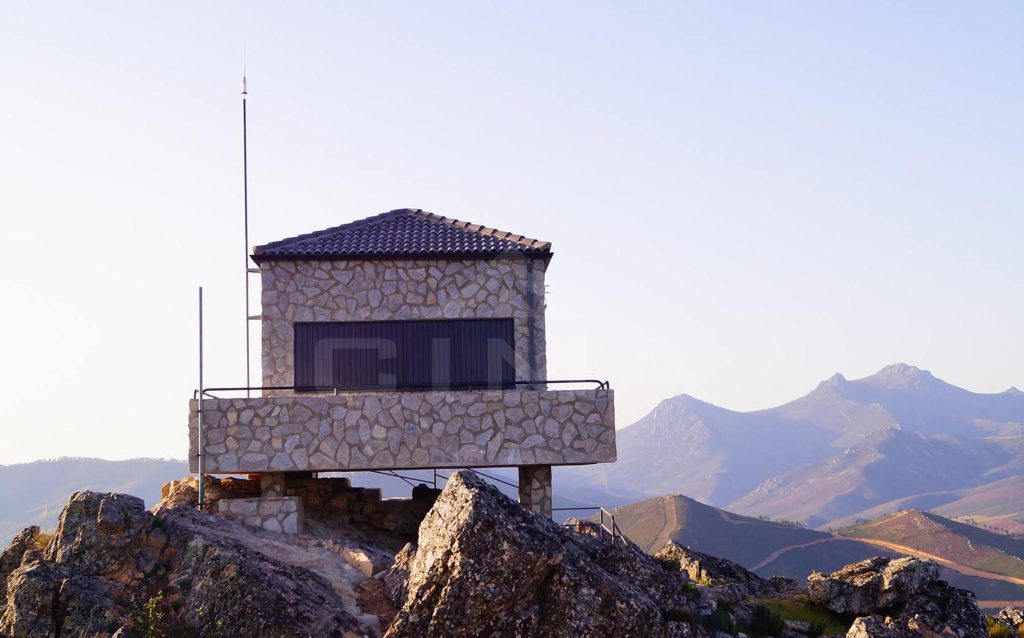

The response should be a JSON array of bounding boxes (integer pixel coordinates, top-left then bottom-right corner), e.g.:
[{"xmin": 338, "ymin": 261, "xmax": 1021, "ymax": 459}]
[
  {"xmin": 385, "ymin": 471, "xmax": 705, "ymax": 638},
  {"xmin": 165, "ymin": 506, "xmax": 357, "ymax": 637},
  {"xmin": 655, "ymin": 540, "xmax": 802, "ymax": 604},
  {"xmin": 0, "ymin": 526, "xmax": 41, "ymax": 606},
  {"xmin": 807, "ymin": 556, "xmax": 985, "ymax": 638},
  {"xmin": 0, "ymin": 490, "xmax": 363, "ymax": 637},
  {"xmin": 808, "ymin": 557, "xmax": 938, "ymax": 615},
  {"xmin": 994, "ymin": 606, "xmax": 1024, "ymax": 631},
  {"xmin": 45, "ymin": 492, "xmax": 149, "ymax": 582},
  {"xmin": 845, "ymin": 615, "xmax": 917, "ymax": 638}
]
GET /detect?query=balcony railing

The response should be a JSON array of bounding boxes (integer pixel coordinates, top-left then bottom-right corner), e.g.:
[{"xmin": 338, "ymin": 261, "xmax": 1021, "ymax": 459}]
[{"xmin": 194, "ymin": 378, "xmax": 610, "ymax": 399}]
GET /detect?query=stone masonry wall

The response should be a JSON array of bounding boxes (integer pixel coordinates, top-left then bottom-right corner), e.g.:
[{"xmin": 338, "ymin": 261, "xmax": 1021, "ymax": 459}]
[
  {"xmin": 216, "ymin": 496, "xmax": 303, "ymax": 534},
  {"xmin": 188, "ymin": 388, "xmax": 614, "ymax": 474},
  {"xmin": 518, "ymin": 465, "xmax": 553, "ymax": 517},
  {"xmin": 260, "ymin": 258, "xmax": 547, "ymax": 388}
]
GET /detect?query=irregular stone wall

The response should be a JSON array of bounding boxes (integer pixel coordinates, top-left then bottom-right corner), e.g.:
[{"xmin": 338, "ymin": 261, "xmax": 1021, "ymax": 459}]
[
  {"xmin": 216, "ymin": 496, "xmax": 303, "ymax": 534},
  {"xmin": 188, "ymin": 388, "xmax": 614, "ymax": 473},
  {"xmin": 260, "ymin": 258, "xmax": 547, "ymax": 388},
  {"xmin": 518, "ymin": 465, "xmax": 553, "ymax": 517},
  {"xmin": 286, "ymin": 477, "xmax": 440, "ymax": 538}
]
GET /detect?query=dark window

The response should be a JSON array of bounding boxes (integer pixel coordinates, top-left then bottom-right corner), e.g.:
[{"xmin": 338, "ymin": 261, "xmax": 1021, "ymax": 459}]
[{"xmin": 294, "ymin": 318, "xmax": 515, "ymax": 391}]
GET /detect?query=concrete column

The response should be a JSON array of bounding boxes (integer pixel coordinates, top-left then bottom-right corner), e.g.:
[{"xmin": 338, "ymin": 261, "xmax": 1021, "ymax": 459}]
[
  {"xmin": 518, "ymin": 465, "xmax": 552, "ymax": 517},
  {"xmin": 260, "ymin": 472, "xmax": 286, "ymax": 497}
]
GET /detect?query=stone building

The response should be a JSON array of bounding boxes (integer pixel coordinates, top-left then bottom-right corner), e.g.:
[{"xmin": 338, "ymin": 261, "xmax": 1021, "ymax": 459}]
[{"xmin": 188, "ymin": 208, "xmax": 615, "ymax": 525}]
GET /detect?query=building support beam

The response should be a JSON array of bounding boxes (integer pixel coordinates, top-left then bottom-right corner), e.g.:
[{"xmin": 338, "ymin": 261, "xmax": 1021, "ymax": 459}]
[{"xmin": 518, "ymin": 465, "xmax": 552, "ymax": 517}]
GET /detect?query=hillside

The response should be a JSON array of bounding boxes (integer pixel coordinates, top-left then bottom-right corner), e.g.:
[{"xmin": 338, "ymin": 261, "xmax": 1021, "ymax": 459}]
[
  {"xmin": 601, "ymin": 494, "xmax": 891, "ymax": 581},
  {"xmin": 0, "ymin": 457, "xmax": 187, "ymax": 544},
  {"xmin": 560, "ymin": 364, "xmax": 1024, "ymax": 529},
  {"xmin": 562, "ymin": 395, "xmax": 836, "ymax": 506},
  {"xmin": 827, "ymin": 475, "xmax": 1024, "ymax": 534},
  {"xmin": 727, "ymin": 428, "xmax": 1008, "ymax": 528},
  {"xmin": 605, "ymin": 495, "xmax": 1024, "ymax": 607},
  {"xmin": 840, "ymin": 510, "xmax": 1024, "ymax": 581}
]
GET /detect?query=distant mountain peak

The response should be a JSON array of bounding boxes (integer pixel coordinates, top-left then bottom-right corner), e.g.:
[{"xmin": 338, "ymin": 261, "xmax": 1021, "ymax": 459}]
[
  {"xmin": 1005, "ymin": 386, "xmax": 1023, "ymax": 395},
  {"xmin": 876, "ymin": 363, "xmax": 928, "ymax": 378},
  {"xmin": 862, "ymin": 363, "xmax": 938, "ymax": 389},
  {"xmin": 827, "ymin": 372, "xmax": 848, "ymax": 386},
  {"xmin": 659, "ymin": 393, "xmax": 718, "ymax": 410}
]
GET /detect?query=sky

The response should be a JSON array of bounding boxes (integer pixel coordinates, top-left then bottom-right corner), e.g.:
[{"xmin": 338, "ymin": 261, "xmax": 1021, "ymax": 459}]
[{"xmin": 1, "ymin": 3, "xmax": 1022, "ymax": 465}]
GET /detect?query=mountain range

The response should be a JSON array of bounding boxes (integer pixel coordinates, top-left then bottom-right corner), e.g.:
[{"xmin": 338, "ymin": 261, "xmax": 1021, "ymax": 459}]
[
  {"xmin": 599, "ymin": 493, "xmax": 1024, "ymax": 609},
  {"xmin": 0, "ymin": 457, "xmax": 188, "ymax": 544},
  {"xmin": 559, "ymin": 363, "xmax": 1024, "ymax": 531}
]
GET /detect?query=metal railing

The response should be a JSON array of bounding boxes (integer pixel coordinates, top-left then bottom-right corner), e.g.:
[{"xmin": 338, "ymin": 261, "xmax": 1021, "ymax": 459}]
[
  {"xmin": 553, "ymin": 506, "xmax": 626, "ymax": 543},
  {"xmin": 194, "ymin": 378, "xmax": 609, "ymax": 399},
  {"xmin": 430, "ymin": 467, "xmax": 519, "ymax": 491}
]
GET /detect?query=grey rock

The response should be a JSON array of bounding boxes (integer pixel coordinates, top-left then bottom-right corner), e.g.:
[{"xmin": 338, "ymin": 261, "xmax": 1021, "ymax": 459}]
[
  {"xmin": 0, "ymin": 490, "xmax": 362, "ymax": 638},
  {"xmin": 386, "ymin": 471, "xmax": 705, "ymax": 637},
  {"xmin": 994, "ymin": 606, "xmax": 1024, "ymax": 630},
  {"xmin": 808, "ymin": 557, "xmax": 938, "ymax": 615},
  {"xmin": 656, "ymin": 541, "xmax": 801, "ymax": 604},
  {"xmin": 807, "ymin": 556, "xmax": 985, "ymax": 637}
]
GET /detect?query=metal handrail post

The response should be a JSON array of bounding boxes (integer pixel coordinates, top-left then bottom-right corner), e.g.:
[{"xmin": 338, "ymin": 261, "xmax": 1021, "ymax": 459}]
[{"xmin": 197, "ymin": 287, "xmax": 205, "ymax": 506}]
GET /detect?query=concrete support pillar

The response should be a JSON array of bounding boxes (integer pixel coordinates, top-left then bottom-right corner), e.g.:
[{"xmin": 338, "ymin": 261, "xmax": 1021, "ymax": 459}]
[
  {"xmin": 260, "ymin": 472, "xmax": 286, "ymax": 497},
  {"xmin": 518, "ymin": 465, "xmax": 552, "ymax": 517}
]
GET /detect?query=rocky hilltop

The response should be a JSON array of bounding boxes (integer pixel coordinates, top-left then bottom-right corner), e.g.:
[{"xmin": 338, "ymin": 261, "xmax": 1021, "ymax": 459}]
[{"xmin": 0, "ymin": 471, "xmax": 1001, "ymax": 637}]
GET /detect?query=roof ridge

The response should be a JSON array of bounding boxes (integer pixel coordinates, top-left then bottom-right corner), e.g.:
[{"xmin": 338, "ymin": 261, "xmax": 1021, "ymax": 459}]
[{"xmin": 252, "ymin": 208, "xmax": 552, "ymax": 261}]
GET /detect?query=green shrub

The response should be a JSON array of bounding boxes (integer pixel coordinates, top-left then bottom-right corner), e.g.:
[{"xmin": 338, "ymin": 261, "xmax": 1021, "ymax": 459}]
[
  {"xmin": 761, "ymin": 597, "xmax": 848, "ymax": 636},
  {"xmin": 748, "ymin": 604, "xmax": 785, "ymax": 638},
  {"xmin": 129, "ymin": 593, "xmax": 171, "ymax": 638},
  {"xmin": 701, "ymin": 607, "xmax": 736, "ymax": 633},
  {"xmin": 986, "ymin": 617, "xmax": 1021, "ymax": 638}
]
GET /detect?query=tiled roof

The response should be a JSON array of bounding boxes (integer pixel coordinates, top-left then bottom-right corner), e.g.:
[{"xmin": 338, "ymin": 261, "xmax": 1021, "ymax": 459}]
[{"xmin": 252, "ymin": 209, "xmax": 552, "ymax": 262}]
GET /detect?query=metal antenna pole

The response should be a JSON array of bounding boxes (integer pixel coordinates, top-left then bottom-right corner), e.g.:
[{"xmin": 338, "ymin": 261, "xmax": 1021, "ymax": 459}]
[
  {"xmin": 242, "ymin": 48, "xmax": 251, "ymax": 398},
  {"xmin": 198, "ymin": 286, "xmax": 206, "ymax": 506}
]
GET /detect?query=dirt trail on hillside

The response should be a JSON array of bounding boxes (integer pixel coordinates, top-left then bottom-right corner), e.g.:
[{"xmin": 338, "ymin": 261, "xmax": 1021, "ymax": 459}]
[
  {"xmin": 977, "ymin": 600, "xmax": 1024, "ymax": 610},
  {"xmin": 750, "ymin": 537, "xmax": 847, "ymax": 571},
  {"xmin": 847, "ymin": 537, "xmax": 1024, "ymax": 585},
  {"xmin": 650, "ymin": 496, "xmax": 681, "ymax": 552}
]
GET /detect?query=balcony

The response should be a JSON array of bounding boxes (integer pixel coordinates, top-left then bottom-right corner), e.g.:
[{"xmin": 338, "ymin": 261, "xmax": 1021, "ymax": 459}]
[{"xmin": 188, "ymin": 384, "xmax": 615, "ymax": 474}]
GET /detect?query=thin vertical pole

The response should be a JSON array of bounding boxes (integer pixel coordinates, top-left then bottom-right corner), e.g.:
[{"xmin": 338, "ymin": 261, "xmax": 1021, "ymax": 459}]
[
  {"xmin": 198, "ymin": 286, "xmax": 206, "ymax": 506},
  {"xmin": 526, "ymin": 258, "xmax": 536, "ymax": 386},
  {"xmin": 242, "ymin": 69, "xmax": 251, "ymax": 398}
]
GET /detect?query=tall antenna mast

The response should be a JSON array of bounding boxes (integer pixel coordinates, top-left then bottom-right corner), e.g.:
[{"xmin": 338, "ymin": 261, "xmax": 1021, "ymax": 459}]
[{"xmin": 242, "ymin": 45, "xmax": 252, "ymax": 397}]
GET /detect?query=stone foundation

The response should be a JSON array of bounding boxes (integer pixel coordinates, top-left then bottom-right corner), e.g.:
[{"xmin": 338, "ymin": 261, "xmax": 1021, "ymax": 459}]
[
  {"xmin": 207, "ymin": 476, "xmax": 440, "ymax": 539},
  {"xmin": 518, "ymin": 465, "xmax": 552, "ymax": 517},
  {"xmin": 216, "ymin": 496, "xmax": 304, "ymax": 534},
  {"xmin": 285, "ymin": 477, "xmax": 439, "ymax": 537}
]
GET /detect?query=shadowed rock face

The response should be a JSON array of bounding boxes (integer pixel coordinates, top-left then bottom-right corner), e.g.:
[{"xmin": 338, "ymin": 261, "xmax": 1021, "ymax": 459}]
[
  {"xmin": 654, "ymin": 541, "xmax": 802, "ymax": 604},
  {"xmin": 384, "ymin": 471, "xmax": 708, "ymax": 638},
  {"xmin": 808, "ymin": 556, "xmax": 986, "ymax": 637},
  {"xmin": 0, "ymin": 490, "xmax": 360, "ymax": 637}
]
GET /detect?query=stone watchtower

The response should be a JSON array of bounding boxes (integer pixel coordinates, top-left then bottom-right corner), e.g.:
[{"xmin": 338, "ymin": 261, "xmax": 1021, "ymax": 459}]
[{"xmin": 189, "ymin": 208, "xmax": 615, "ymax": 518}]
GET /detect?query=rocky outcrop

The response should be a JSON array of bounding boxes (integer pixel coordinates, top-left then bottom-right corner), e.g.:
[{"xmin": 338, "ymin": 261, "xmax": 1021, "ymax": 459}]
[
  {"xmin": 0, "ymin": 489, "xmax": 369, "ymax": 637},
  {"xmin": 383, "ymin": 543, "xmax": 416, "ymax": 607},
  {"xmin": 808, "ymin": 557, "xmax": 938, "ymax": 616},
  {"xmin": 808, "ymin": 556, "xmax": 986, "ymax": 637},
  {"xmin": 655, "ymin": 540, "xmax": 801, "ymax": 604},
  {"xmin": 0, "ymin": 475, "xmax": 998, "ymax": 638},
  {"xmin": 993, "ymin": 606, "xmax": 1024, "ymax": 631},
  {"xmin": 385, "ymin": 471, "xmax": 708, "ymax": 638}
]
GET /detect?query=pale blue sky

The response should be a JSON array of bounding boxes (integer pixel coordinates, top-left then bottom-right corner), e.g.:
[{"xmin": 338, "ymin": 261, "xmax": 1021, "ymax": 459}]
[{"xmin": 1, "ymin": 3, "xmax": 1021, "ymax": 464}]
